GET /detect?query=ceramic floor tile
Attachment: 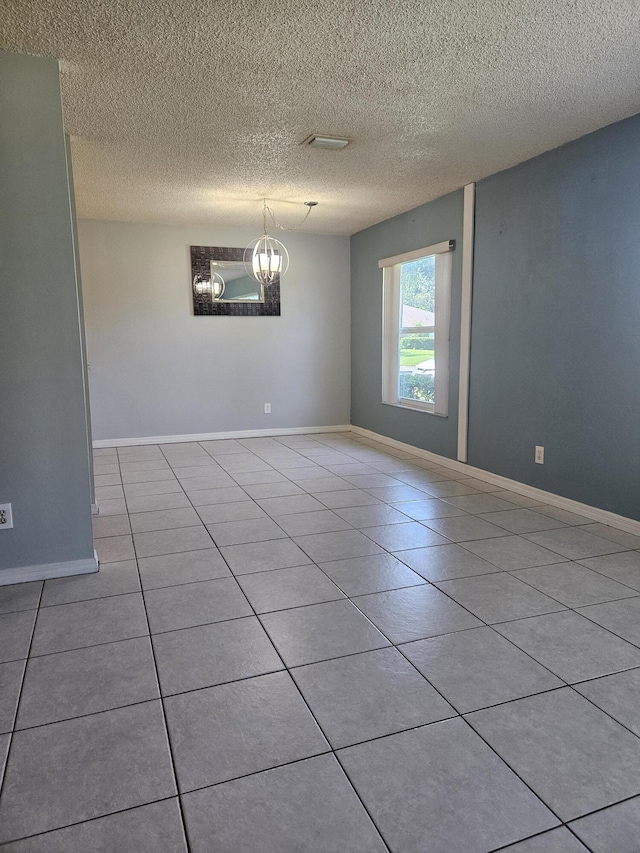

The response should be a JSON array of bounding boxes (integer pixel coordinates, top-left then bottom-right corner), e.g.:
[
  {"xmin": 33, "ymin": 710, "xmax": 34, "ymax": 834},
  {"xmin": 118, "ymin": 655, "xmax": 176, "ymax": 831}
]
[
  {"xmin": 261, "ymin": 599, "xmax": 390, "ymax": 667},
  {"xmin": 461, "ymin": 535, "xmax": 567, "ymax": 570},
  {"xmin": 293, "ymin": 530, "xmax": 384, "ymax": 563},
  {"xmin": 95, "ymin": 485, "xmax": 125, "ymax": 501},
  {"xmin": 491, "ymin": 490, "xmax": 547, "ymax": 508},
  {"xmin": 494, "ymin": 610, "xmax": 640, "ymax": 682},
  {"xmin": 133, "ymin": 526, "xmax": 213, "ymax": 557},
  {"xmin": 0, "ymin": 660, "xmax": 26, "ymax": 733},
  {"xmin": 171, "ymin": 464, "xmax": 222, "ymax": 479},
  {"xmin": 138, "ymin": 548, "xmax": 230, "ymax": 590},
  {"xmin": 574, "ymin": 667, "xmax": 640, "ymax": 736},
  {"xmin": 144, "ymin": 577, "xmax": 251, "ymax": 633},
  {"xmin": 178, "ymin": 474, "xmax": 237, "ymax": 491},
  {"xmin": 92, "ymin": 513, "xmax": 131, "ymax": 538},
  {"xmin": 165, "ymin": 671, "xmax": 328, "ymax": 791},
  {"xmin": 401, "ymin": 626, "xmax": 562, "ymax": 713},
  {"xmin": 338, "ymin": 718, "xmax": 557, "ymax": 853},
  {"xmin": 274, "ymin": 510, "xmax": 353, "ymax": 536},
  {"xmin": 499, "ymin": 828, "xmax": 589, "ymax": 852},
  {"xmin": 424, "ymin": 515, "xmax": 508, "ymax": 542},
  {"xmin": 186, "ymin": 486, "xmax": 249, "ymax": 506},
  {"xmin": 478, "ymin": 509, "xmax": 568, "ymax": 534},
  {"xmin": 442, "ymin": 493, "xmax": 519, "ymax": 513},
  {"xmin": 577, "ymin": 595, "xmax": 640, "ymax": 645},
  {"xmin": 129, "ymin": 507, "xmax": 201, "ymax": 533},
  {"xmin": 334, "ymin": 504, "xmax": 415, "ymax": 528},
  {"xmin": 119, "ymin": 459, "xmax": 172, "ymax": 474},
  {"xmin": 0, "ymin": 582, "xmax": 42, "ymax": 615},
  {"xmin": 455, "ymin": 477, "xmax": 502, "ymax": 493},
  {"xmin": 0, "ymin": 701, "xmax": 175, "ymax": 843},
  {"xmin": 315, "ymin": 489, "xmax": 383, "ymax": 508},
  {"xmin": 195, "ymin": 501, "xmax": 267, "ymax": 523},
  {"xmin": 96, "ymin": 498, "xmax": 128, "ymax": 516},
  {"xmin": 181, "ymin": 754, "xmax": 387, "ymax": 853},
  {"xmin": 569, "ymin": 795, "xmax": 640, "ymax": 852},
  {"xmin": 292, "ymin": 646, "xmax": 455, "ymax": 748},
  {"xmin": 299, "ymin": 476, "xmax": 353, "ymax": 493},
  {"xmin": 221, "ymin": 538, "xmax": 312, "ymax": 575},
  {"xmin": 152, "ymin": 616, "xmax": 283, "ymax": 695},
  {"xmin": 127, "ymin": 492, "xmax": 191, "ymax": 513},
  {"xmin": 362, "ymin": 521, "xmax": 450, "ymax": 551},
  {"xmin": 365, "ymin": 484, "xmax": 433, "ymax": 502},
  {"xmin": 435, "ymin": 573, "xmax": 565, "ymax": 623},
  {"xmin": 578, "ymin": 523, "xmax": 640, "ymax": 549},
  {"xmin": 0, "ymin": 610, "xmax": 37, "ymax": 663},
  {"xmin": 31, "ymin": 593, "xmax": 148, "ymax": 656},
  {"xmin": 418, "ymin": 480, "xmax": 482, "ymax": 498},
  {"xmin": 231, "ymin": 470, "xmax": 289, "ymax": 486},
  {"xmin": 256, "ymin": 494, "xmax": 326, "ymax": 515},
  {"xmin": 533, "ymin": 506, "xmax": 595, "ymax": 525},
  {"xmin": 512, "ymin": 562, "xmax": 638, "ymax": 607},
  {"xmin": 578, "ymin": 551, "xmax": 640, "ymax": 591},
  {"xmin": 319, "ymin": 553, "xmax": 426, "ymax": 596},
  {"xmin": 395, "ymin": 543, "xmax": 501, "ymax": 581},
  {"xmin": 353, "ymin": 584, "xmax": 482, "ymax": 644},
  {"xmin": 525, "ymin": 527, "xmax": 626, "ymax": 560},
  {"xmin": 0, "ymin": 800, "xmax": 188, "ymax": 853},
  {"xmin": 243, "ymin": 481, "xmax": 307, "ymax": 499},
  {"xmin": 237, "ymin": 564, "xmax": 345, "ymax": 613},
  {"xmin": 206, "ymin": 517, "xmax": 287, "ymax": 546},
  {"xmin": 467, "ymin": 687, "xmax": 640, "ymax": 822},
  {"xmin": 16, "ymin": 637, "xmax": 158, "ymax": 729},
  {"xmin": 95, "ymin": 534, "xmax": 135, "ymax": 563},
  {"xmin": 123, "ymin": 479, "xmax": 183, "ymax": 498},
  {"xmin": 121, "ymin": 470, "xmax": 177, "ymax": 485},
  {"xmin": 344, "ymin": 473, "xmax": 401, "ymax": 489},
  {"xmin": 389, "ymin": 498, "xmax": 468, "ymax": 520},
  {"xmin": 41, "ymin": 560, "xmax": 140, "ymax": 607}
]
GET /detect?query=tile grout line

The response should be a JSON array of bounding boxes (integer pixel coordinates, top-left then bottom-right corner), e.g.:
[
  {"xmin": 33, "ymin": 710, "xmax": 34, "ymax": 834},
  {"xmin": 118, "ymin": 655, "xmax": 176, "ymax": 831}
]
[{"xmin": 121, "ymin": 452, "xmax": 193, "ymax": 853}]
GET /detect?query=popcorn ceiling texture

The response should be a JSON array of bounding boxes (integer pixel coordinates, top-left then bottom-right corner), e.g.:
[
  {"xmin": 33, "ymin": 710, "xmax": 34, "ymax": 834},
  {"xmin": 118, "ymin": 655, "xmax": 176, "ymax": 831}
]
[{"xmin": 2, "ymin": 0, "xmax": 640, "ymax": 234}]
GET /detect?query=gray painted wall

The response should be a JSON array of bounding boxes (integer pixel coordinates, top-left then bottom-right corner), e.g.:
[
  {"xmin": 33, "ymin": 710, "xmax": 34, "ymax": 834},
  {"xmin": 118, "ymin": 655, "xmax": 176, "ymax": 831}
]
[
  {"xmin": 350, "ymin": 190, "xmax": 464, "ymax": 458},
  {"xmin": 78, "ymin": 220, "xmax": 351, "ymax": 440},
  {"xmin": 469, "ymin": 114, "xmax": 640, "ymax": 520},
  {"xmin": 0, "ymin": 51, "xmax": 94, "ymax": 572}
]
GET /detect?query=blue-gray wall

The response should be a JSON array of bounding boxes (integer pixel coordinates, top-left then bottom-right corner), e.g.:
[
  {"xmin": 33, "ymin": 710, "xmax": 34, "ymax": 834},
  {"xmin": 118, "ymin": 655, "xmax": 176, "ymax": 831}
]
[
  {"xmin": 0, "ymin": 51, "xmax": 94, "ymax": 572},
  {"xmin": 351, "ymin": 190, "xmax": 464, "ymax": 458},
  {"xmin": 469, "ymin": 114, "xmax": 640, "ymax": 520},
  {"xmin": 351, "ymin": 114, "xmax": 640, "ymax": 520}
]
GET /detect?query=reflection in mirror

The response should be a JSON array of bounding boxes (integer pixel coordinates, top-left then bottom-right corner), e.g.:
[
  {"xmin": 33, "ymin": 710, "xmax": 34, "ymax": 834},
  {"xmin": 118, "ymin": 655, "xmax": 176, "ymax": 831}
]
[{"xmin": 209, "ymin": 261, "xmax": 265, "ymax": 303}]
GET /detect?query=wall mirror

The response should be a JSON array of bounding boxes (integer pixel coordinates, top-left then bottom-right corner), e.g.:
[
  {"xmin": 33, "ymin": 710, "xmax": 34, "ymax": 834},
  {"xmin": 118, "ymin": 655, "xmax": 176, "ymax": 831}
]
[{"xmin": 190, "ymin": 245, "xmax": 281, "ymax": 317}]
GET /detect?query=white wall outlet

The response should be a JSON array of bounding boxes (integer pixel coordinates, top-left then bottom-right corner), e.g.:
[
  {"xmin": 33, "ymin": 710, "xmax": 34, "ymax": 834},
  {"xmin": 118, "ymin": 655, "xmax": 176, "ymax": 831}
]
[
  {"xmin": 0, "ymin": 503, "xmax": 13, "ymax": 529},
  {"xmin": 264, "ymin": 403, "xmax": 271, "ymax": 414},
  {"xmin": 535, "ymin": 445, "xmax": 544, "ymax": 464}
]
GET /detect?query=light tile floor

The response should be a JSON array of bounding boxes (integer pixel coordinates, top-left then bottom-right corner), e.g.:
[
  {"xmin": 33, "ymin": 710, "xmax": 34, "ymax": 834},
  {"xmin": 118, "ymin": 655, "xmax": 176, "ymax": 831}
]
[{"xmin": 2, "ymin": 433, "xmax": 640, "ymax": 850}]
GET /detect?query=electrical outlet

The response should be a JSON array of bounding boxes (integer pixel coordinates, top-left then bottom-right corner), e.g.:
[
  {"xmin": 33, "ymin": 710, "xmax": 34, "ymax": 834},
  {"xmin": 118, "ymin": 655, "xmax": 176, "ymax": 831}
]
[
  {"xmin": 264, "ymin": 403, "xmax": 271, "ymax": 414},
  {"xmin": 535, "ymin": 446, "xmax": 544, "ymax": 464},
  {"xmin": 0, "ymin": 503, "xmax": 13, "ymax": 529}
]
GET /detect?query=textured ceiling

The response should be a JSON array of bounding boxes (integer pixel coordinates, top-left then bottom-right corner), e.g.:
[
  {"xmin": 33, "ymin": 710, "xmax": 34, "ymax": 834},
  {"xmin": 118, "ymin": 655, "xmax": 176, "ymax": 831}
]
[{"xmin": 2, "ymin": 0, "xmax": 640, "ymax": 234}]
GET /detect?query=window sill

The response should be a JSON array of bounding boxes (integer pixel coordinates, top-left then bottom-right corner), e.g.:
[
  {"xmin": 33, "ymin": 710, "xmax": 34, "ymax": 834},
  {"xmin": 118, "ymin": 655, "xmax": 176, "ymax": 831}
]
[{"xmin": 381, "ymin": 400, "xmax": 448, "ymax": 418}]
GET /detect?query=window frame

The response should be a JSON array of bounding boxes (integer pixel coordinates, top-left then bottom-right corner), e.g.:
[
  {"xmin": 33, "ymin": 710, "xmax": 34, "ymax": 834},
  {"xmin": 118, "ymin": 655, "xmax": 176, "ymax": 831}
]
[{"xmin": 380, "ymin": 239, "xmax": 454, "ymax": 416}]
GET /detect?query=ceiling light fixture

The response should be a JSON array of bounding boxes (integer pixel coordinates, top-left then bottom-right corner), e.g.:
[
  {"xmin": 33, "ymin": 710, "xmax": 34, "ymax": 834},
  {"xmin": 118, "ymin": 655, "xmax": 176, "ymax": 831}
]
[
  {"xmin": 303, "ymin": 134, "xmax": 350, "ymax": 150},
  {"xmin": 245, "ymin": 199, "xmax": 318, "ymax": 287}
]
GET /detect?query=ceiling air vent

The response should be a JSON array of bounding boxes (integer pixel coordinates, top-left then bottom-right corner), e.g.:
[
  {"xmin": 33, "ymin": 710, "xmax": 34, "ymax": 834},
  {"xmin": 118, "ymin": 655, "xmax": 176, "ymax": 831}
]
[{"xmin": 303, "ymin": 134, "xmax": 350, "ymax": 150}]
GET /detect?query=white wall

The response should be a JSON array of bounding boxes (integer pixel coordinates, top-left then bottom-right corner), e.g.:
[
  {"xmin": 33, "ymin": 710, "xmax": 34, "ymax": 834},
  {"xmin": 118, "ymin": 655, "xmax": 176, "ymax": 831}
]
[{"xmin": 78, "ymin": 220, "xmax": 351, "ymax": 441}]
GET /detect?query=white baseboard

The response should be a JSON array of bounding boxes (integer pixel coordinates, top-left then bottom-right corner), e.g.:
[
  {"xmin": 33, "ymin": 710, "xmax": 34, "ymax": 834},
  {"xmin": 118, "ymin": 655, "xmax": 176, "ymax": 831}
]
[
  {"xmin": 0, "ymin": 551, "xmax": 99, "ymax": 586},
  {"xmin": 93, "ymin": 424, "xmax": 351, "ymax": 449},
  {"xmin": 351, "ymin": 425, "xmax": 640, "ymax": 536}
]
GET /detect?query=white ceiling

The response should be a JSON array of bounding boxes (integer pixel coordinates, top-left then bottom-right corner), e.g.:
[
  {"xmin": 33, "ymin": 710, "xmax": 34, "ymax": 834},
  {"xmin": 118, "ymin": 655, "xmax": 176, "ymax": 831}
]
[{"xmin": 3, "ymin": 0, "xmax": 640, "ymax": 235}]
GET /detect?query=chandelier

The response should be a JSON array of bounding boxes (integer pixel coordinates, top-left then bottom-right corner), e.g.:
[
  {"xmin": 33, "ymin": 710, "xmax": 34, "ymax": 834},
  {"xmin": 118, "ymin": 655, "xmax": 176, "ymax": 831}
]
[{"xmin": 245, "ymin": 199, "xmax": 317, "ymax": 287}]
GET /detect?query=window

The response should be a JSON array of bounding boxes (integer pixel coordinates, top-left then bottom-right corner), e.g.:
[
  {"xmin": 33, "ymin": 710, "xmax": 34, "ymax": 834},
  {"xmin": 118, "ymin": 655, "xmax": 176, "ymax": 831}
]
[{"xmin": 380, "ymin": 240, "xmax": 453, "ymax": 416}]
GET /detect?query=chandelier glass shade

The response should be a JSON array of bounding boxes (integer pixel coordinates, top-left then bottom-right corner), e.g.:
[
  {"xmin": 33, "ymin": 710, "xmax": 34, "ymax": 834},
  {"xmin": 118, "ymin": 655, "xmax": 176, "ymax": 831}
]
[{"xmin": 244, "ymin": 234, "xmax": 289, "ymax": 287}]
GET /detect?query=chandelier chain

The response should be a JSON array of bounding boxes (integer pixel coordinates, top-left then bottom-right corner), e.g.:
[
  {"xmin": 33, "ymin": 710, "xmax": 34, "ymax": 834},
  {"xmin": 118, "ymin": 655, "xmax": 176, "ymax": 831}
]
[{"xmin": 262, "ymin": 198, "xmax": 314, "ymax": 233}]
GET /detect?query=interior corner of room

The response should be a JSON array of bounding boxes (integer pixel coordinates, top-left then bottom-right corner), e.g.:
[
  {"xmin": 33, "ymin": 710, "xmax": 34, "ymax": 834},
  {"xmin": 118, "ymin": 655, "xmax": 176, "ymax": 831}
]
[{"xmin": 2, "ymin": 42, "xmax": 640, "ymax": 586}]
